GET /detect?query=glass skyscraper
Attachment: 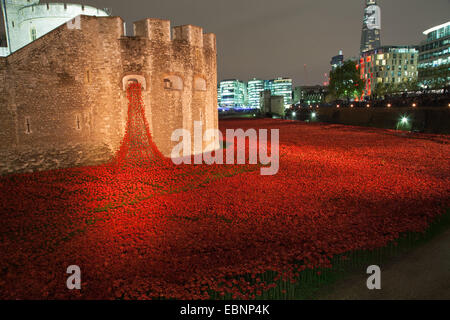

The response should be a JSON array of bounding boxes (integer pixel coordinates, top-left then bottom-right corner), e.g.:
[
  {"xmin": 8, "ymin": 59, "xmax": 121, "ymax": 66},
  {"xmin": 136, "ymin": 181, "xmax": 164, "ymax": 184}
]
[
  {"xmin": 331, "ymin": 50, "xmax": 344, "ymax": 70},
  {"xmin": 217, "ymin": 78, "xmax": 293, "ymax": 110},
  {"xmin": 418, "ymin": 21, "xmax": 450, "ymax": 87},
  {"xmin": 218, "ymin": 79, "xmax": 248, "ymax": 110},
  {"xmin": 265, "ymin": 78, "xmax": 293, "ymax": 108},
  {"xmin": 247, "ymin": 78, "xmax": 265, "ymax": 109},
  {"xmin": 360, "ymin": 0, "xmax": 381, "ymax": 53}
]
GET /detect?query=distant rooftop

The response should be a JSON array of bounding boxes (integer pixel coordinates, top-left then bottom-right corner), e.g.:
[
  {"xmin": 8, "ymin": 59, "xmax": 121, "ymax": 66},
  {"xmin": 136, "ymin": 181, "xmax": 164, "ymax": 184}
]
[
  {"xmin": 423, "ymin": 21, "xmax": 450, "ymax": 35},
  {"xmin": 361, "ymin": 45, "xmax": 418, "ymax": 56}
]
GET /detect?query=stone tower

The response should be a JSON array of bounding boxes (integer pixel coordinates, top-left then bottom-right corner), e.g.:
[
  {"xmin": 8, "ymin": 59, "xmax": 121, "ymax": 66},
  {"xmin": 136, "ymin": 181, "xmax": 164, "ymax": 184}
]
[
  {"xmin": 1, "ymin": 0, "xmax": 109, "ymax": 56},
  {"xmin": 360, "ymin": 0, "xmax": 381, "ymax": 53}
]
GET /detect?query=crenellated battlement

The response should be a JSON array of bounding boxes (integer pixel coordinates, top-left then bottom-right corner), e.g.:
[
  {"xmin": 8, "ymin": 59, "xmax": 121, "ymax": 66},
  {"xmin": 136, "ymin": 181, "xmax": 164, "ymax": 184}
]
[
  {"xmin": 133, "ymin": 18, "xmax": 171, "ymax": 42},
  {"xmin": 172, "ymin": 25, "xmax": 203, "ymax": 47},
  {"xmin": 203, "ymin": 33, "xmax": 216, "ymax": 51},
  {"xmin": 132, "ymin": 18, "xmax": 216, "ymax": 50}
]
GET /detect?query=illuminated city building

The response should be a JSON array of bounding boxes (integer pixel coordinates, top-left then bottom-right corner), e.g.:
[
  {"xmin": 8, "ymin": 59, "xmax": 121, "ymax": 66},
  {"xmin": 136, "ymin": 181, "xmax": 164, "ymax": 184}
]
[
  {"xmin": 218, "ymin": 77, "xmax": 293, "ymax": 110},
  {"xmin": 418, "ymin": 21, "xmax": 450, "ymax": 87},
  {"xmin": 218, "ymin": 79, "xmax": 248, "ymax": 110},
  {"xmin": 360, "ymin": 0, "xmax": 381, "ymax": 53},
  {"xmin": 331, "ymin": 50, "xmax": 344, "ymax": 70},
  {"xmin": 293, "ymin": 86, "xmax": 328, "ymax": 105},
  {"xmin": 247, "ymin": 78, "xmax": 265, "ymax": 109},
  {"xmin": 358, "ymin": 46, "xmax": 419, "ymax": 96},
  {"xmin": 265, "ymin": 78, "xmax": 293, "ymax": 108}
]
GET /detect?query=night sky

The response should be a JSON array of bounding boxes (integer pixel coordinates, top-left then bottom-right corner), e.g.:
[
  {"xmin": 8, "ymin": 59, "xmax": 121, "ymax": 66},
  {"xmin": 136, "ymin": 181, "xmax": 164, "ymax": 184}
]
[{"xmin": 1, "ymin": 0, "xmax": 449, "ymax": 86}]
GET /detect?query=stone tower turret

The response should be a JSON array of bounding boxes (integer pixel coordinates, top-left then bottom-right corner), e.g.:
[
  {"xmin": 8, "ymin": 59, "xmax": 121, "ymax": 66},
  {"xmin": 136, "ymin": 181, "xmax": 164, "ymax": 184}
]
[{"xmin": 1, "ymin": 0, "xmax": 109, "ymax": 56}]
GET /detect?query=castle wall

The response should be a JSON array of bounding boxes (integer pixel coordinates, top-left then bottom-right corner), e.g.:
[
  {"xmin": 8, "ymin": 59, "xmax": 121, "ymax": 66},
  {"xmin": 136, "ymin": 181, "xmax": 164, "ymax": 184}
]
[
  {"xmin": 0, "ymin": 15, "xmax": 218, "ymax": 175},
  {"xmin": 0, "ymin": 16, "xmax": 126, "ymax": 174},
  {"xmin": 122, "ymin": 18, "xmax": 218, "ymax": 156}
]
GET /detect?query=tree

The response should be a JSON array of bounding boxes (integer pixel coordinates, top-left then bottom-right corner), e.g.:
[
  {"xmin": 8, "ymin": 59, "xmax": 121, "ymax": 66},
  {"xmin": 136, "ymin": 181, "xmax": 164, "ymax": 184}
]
[
  {"xmin": 405, "ymin": 79, "xmax": 420, "ymax": 92},
  {"xmin": 373, "ymin": 82, "xmax": 389, "ymax": 99},
  {"xmin": 328, "ymin": 60, "xmax": 365, "ymax": 102}
]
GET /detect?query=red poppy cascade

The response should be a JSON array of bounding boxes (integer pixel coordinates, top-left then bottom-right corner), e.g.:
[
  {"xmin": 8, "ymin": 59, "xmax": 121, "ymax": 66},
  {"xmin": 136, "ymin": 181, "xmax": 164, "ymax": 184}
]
[{"xmin": 114, "ymin": 82, "xmax": 164, "ymax": 168}]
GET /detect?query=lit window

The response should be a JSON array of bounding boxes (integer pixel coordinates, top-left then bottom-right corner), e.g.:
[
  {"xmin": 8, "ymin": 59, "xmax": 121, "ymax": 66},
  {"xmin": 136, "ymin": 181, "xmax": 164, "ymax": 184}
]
[{"xmin": 30, "ymin": 28, "xmax": 37, "ymax": 41}]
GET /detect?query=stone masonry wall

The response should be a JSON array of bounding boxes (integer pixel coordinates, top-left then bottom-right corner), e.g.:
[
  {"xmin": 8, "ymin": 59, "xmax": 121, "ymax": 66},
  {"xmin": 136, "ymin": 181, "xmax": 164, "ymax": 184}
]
[{"xmin": 0, "ymin": 15, "xmax": 218, "ymax": 175}]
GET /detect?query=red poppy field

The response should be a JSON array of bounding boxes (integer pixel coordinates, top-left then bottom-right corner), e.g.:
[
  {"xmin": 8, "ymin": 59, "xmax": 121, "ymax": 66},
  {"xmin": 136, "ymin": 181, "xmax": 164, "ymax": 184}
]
[{"xmin": 1, "ymin": 116, "xmax": 449, "ymax": 299}]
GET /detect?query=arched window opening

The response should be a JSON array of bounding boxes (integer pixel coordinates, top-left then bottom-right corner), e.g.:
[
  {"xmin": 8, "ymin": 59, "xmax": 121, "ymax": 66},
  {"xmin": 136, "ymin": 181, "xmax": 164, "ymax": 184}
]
[
  {"xmin": 194, "ymin": 77, "xmax": 207, "ymax": 91},
  {"xmin": 122, "ymin": 75, "xmax": 146, "ymax": 91},
  {"xmin": 163, "ymin": 75, "xmax": 183, "ymax": 91}
]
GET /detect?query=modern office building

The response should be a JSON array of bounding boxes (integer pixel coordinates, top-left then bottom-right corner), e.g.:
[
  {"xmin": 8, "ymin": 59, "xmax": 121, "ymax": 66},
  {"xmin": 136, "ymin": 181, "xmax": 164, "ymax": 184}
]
[
  {"xmin": 218, "ymin": 79, "xmax": 248, "ymax": 110},
  {"xmin": 359, "ymin": 46, "xmax": 419, "ymax": 96},
  {"xmin": 418, "ymin": 21, "xmax": 450, "ymax": 88},
  {"xmin": 265, "ymin": 78, "xmax": 293, "ymax": 108},
  {"xmin": 360, "ymin": 0, "xmax": 381, "ymax": 53},
  {"xmin": 0, "ymin": 0, "xmax": 110, "ymax": 56},
  {"xmin": 247, "ymin": 78, "xmax": 265, "ymax": 109},
  {"xmin": 218, "ymin": 77, "xmax": 293, "ymax": 110},
  {"xmin": 293, "ymin": 86, "xmax": 328, "ymax": 105},
  {"xmin": 331, "ymin": 50, "xmax": 344, "ymax": 70}
]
